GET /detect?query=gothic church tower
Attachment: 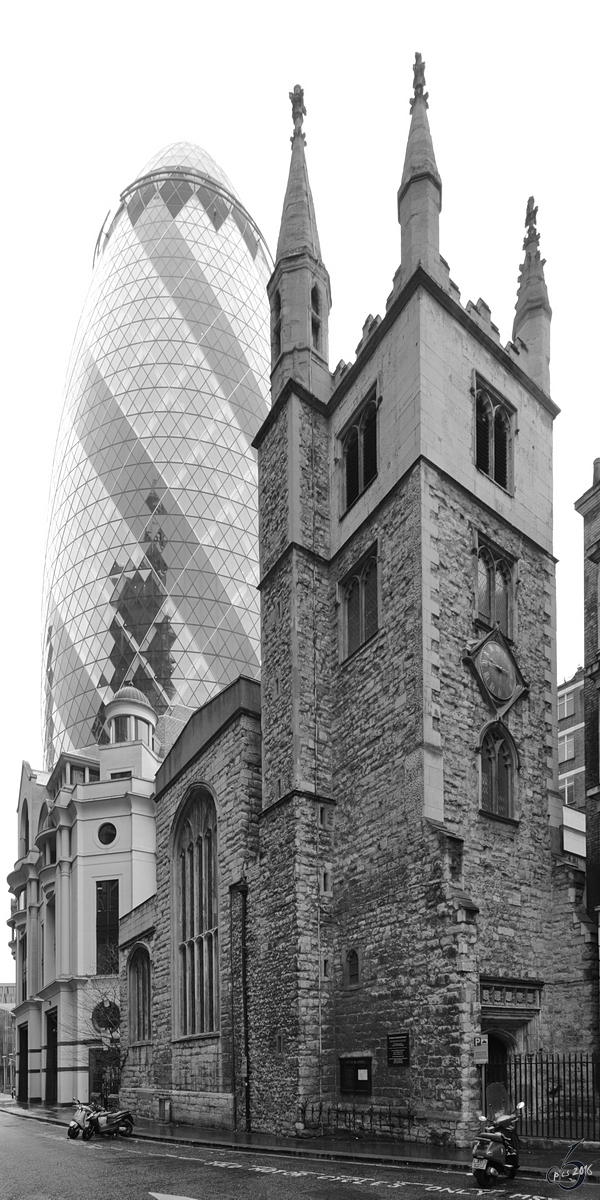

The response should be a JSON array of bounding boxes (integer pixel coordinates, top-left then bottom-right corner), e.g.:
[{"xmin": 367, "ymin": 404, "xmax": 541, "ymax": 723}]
[{"xmin": 249, "ymin": 62, "xmax": 595, "ymax": 1143}]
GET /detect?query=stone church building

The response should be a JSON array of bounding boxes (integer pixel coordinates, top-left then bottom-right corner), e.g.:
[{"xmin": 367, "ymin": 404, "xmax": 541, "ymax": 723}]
[{"xmin": 118, "ymin": 59, "xmax": 597, "ymax": 1144}]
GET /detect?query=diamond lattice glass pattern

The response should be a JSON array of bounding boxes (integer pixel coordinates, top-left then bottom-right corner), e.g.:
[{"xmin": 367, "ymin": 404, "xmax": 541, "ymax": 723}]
[{"xmin": 43, "ymin": 144, "xmax": 272, "ymax": 766}]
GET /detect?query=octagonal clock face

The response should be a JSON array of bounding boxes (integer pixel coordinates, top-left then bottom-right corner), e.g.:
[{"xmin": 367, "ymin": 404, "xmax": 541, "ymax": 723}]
[{"xmin": 479, "ymin": 641, "xmax": 516, "ymax": 701}]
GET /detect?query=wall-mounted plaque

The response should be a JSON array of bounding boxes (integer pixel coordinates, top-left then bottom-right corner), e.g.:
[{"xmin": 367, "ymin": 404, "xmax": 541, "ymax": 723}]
[{"xmin": 387, "ymin": 1032, "xmax": 410, "ymax": 1066}]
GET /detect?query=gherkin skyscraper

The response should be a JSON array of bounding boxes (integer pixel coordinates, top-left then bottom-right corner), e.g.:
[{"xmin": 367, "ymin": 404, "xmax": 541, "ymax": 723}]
[{"xmin": 43, "ymin": 143, "xmax": 272, "ymax": 766}]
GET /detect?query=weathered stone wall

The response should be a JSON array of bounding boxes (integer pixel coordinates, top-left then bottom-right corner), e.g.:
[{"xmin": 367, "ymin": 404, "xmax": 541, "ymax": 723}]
[
  {"xmin": 250, "ymin": 277, "xmax": 596, "ymax": 1146},
  {"xmin": 120, "ymin": 695, "xmax": 261, "ymax": 1128},
  {"xmin": 119, "ymin": 894, "xmax": 156, "ymax": 1109},
  {"xmin": 326, "ymin": 462, "xmax": 476, "ymax": 1142},
  {"xmin": 427, "ymin": 462, "xmax": 596, "ymax": 1052}
]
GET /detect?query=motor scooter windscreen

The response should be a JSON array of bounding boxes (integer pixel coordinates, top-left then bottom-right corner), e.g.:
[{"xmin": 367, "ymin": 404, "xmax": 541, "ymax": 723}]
[{"xmin": 486, "ymin": 1083, "xmax": 511, "ymax": 1119}]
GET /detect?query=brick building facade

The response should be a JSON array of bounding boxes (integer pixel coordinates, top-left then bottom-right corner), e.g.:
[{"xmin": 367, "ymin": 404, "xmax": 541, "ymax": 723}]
[
  {"xmin": 118, "ymin": 61, "xmax": 597, "ymax": 1145},
  {"xmin": 558, "ymin": 668, "xmax": 585, "ymax": 810},
  {"xmin": 575, "ymin": 461, "xmax": 600, "ymax": 1027}
]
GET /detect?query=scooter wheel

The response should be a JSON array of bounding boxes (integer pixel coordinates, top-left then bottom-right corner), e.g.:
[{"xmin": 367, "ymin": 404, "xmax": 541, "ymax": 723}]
[
  {"xmin": 67, "ymin": 1127, "xmax": 79, "ymax": 1139},
  {"xmin": 474, "ymin": 1168, "xmax": 494, "ymax": 1188},
  {"xmin": 119, "ymin": 1119, "xmax": 133, "ymax": 1137},
  {"xmin": 506, "ymin": 1166, "xmax": 518, "ymax": 1180},
  {"xmin": 82, "ymin": 1126, "xmax": 94, "ymax": 1140}
]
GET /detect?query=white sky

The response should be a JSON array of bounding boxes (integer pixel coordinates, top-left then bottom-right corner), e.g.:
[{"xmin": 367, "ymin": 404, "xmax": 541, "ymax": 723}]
[{"xmin": 0, "ymin": 1, "xmax": 598, "ymax": 979}]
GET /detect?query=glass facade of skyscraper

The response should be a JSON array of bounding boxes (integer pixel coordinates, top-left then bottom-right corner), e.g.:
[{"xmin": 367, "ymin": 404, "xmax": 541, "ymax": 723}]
[{"xmin": 43, "ymin": 143, "xmax": 272, "ymax": 766}]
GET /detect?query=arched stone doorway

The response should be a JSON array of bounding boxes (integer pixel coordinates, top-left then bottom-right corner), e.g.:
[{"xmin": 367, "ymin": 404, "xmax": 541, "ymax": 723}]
[{"xmin": 487, "ymin": 1032, "xmax": 508, "ymax": 1088}]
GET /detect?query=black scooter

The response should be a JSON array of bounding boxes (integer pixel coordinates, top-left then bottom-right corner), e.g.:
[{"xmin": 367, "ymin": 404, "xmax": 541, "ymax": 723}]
[
  {"xmin": 83, "ymin": 1100, "xmax": 135, "ymax": 1139},
  {"xmin": 472, "ymin": 1083, "xmax": 525, "ymax": 1187}
]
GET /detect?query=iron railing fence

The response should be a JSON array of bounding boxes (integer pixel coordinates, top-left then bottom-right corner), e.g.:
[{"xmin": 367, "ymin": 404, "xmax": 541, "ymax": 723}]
[
  {"xmin": 299, "ymin": 1099, "xmax": 416, "ymax": 1140},
  {"xmin": 300, "ymin": 1055, "xmax": 600, "ymax": 1144},
  {"xmin": 491, "ymin": 1054, "xmax": 600, "ymax": 1142}
]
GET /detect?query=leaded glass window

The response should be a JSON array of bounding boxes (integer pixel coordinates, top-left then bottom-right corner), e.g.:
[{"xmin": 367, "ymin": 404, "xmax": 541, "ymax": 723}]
[
  {"xmin": 480, "ymin": 725, "xmax": 516, "ymax": 819},
  {"xmin": 476, "ymin": 545, "xmax": 513, "ymax": 637},
  {"xmin": 175, "ymin": 789, "xmax": 219, "ymax": 1036},
  {"xmin": 343, "ymin": 553, "xmax": 379, "ymax": 659},
  {"xmin": 342, "ymin": 396, "xmax": 378, "ymax": 511},
  {"xmin": 475, "ymin": 386, "xmax": 513, "ymax": 491},
  {"xmin": 129, "ymin": 945, "xmax": 151, "ymax": 1044}
]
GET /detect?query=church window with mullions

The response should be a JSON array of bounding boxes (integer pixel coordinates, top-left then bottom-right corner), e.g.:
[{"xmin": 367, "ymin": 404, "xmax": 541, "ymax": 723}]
[
  {"xmin": 480, "ymin": 724, "xmax": 517, "ymax": 819},
  {"xmin": 477, "ymin": 545, "xmax": 513, "ymax": 637},
  {"xmin": 175, "ymin": 789, "xmax": 219, "ymax": 1036},
  {"xmin": 475, "ymin": 384, "xmax": 514, "ymax": 492},
  {"xmin": 343, "ymin": 394, "xmax": 378, "ymax": 510},
  {"xmin": 342, "ymin": 552, "xmax": 378, "ymax": 658}
]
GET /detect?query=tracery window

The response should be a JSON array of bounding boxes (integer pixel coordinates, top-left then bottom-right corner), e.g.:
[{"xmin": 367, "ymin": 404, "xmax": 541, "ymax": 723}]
[
  {"xmin": 175, "ymin": 789, "xmax": 219, "ymax": 1036},
  {"xmin": 129, "ymin": 945, "xmax": 151, "ymax": 1044},
  {"xmin": 343, "ymin": 552, "xmax": 378, "ymax": 658},
  {"xmin": 477, "ymin": 545, "xmax": 513, "ymax": 636},
  {"xmin": 343, "ymin": 396, "xmax": 378, "ymax": 510},
  {"xmin": 475, "ymin": 387, "xmax": 513, "ymax": 491},
  {"xmin": 480, "ymin": 724, "xmax": 517, "ymax": 819}
]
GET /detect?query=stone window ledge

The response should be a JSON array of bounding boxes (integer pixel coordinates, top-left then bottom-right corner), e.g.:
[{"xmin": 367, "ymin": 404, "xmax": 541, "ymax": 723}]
[
  {"xmin": 478, "ymin": 809, "xmax": 519, "ymax": 829},
  {"xmin": 172, "ymin": 1032, "xmax": 220, "ymax": 1044},
  {"xmin": 340, "ymin": 629, "xmax": 379, "ymax": 667}
]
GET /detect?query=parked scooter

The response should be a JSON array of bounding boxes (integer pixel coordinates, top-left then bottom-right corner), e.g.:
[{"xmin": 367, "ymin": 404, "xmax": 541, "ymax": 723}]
[
  {"xmin": 472, "ymin": 1083, "xmax": 525, "ymax": 1187},
  {"xmin": 83, "ymin": 1100, "xmax": 134, "ymax": 1139},
  {"xmin": 67, "ymin": 1098, "xmax": 95, "ymax": 1139}
]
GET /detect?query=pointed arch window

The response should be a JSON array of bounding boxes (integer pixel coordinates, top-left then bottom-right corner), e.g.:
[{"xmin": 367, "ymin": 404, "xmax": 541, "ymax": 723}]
[
  {"xmin": 342, "ymin": 394, "xmax": 378, "ymax": 511},
  {"xmin": 345, "ymin": 948, "xmax": 360, "ymax": 987},
  {"xmin": 129, "ymin": 945, "xmax": 151, "ymax": 1044},
  {"xmin": 480, "ymin": 723, "xmax": 517, "ymax": 819},
  {"xmin": 475, "ymin": 384, "xmax": 514, "ymax": 492},
  {"xmin": 342, "ymin": 549, "xmax": 379, "ymax": 659},
  {"xmin": 174, "ymin": 788, "xmax": 219, "ymax": 1037},
  {"xmin": 272, "ymin": 290, "xmax": 282, "ymax": 360},
  {"xmin": 476, "ymin": 542, "xmax": 513, "ymax": 638},
  {"xmin": 311, "ymin": 285, "xmax": 321, "ymax": 352}
]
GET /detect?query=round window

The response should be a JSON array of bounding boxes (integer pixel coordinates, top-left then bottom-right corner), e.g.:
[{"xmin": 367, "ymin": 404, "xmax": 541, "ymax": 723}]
[{"xmin": 98, "ymin": 822, "xmax": 117, "ymax": 845}]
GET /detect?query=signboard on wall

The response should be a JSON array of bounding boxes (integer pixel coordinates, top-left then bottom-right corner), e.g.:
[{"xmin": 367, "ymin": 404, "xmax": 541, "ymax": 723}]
[
  {"xmin": 473, "ymin": 1034, "xmax": 489, "ymax": 1064},
  {"xmin": 387, "ymin": 1032, "xmax": 410, "ymax": 1066}
]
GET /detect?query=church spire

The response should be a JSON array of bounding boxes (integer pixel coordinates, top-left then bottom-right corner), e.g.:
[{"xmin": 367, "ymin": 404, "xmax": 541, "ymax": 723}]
[
  {"xmin": 512, "ymin": 197, "xmax": 552, "ymax": 393},
  {"xmin": 275, "ymin": 85, "xmax": 322, "ymax": 262},
  {"xmin": 396, "ymin": 53, "xmax": 442, "ymax": 289},
  {"xmin": 269, "ymin": 86, "xmax": 331, "ymax": 404},
  {"xmin": 399, "ymin": 53, "xmax": 442, "ymax": 204}
]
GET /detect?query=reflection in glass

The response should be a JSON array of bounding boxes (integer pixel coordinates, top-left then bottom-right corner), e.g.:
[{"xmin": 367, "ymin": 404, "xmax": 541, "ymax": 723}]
[{"xmin": 43, "ymin": 143, "xmax": 272, "ymax": 766}]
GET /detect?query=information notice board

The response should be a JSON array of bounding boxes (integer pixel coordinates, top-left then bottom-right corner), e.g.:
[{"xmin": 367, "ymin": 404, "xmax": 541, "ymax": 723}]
[{"xmin": 387, "ymin": 1032, "xmax": 410, "ymax": 1066}]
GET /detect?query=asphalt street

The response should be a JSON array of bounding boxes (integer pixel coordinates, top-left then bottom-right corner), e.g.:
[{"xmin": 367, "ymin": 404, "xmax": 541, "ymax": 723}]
[{"xmin": 0, "ymin": 1112, "xmax": 594, "ymax": 1200}]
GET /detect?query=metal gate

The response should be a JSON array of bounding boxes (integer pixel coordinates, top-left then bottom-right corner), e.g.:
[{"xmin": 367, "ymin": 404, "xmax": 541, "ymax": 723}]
[
  {"xmin": 88, "ymin": 1048, "xmax": 121, "ymax": 1107},
  {"xmin": 494, "ymin": 1054, "xmax": 600, "ymax": 1141}
]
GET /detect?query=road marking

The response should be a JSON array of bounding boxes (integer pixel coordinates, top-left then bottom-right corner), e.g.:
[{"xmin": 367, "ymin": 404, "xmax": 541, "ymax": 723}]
[{"xmin": 30, "ymin": 1134, "xmax": 553, "ymax": 1200}]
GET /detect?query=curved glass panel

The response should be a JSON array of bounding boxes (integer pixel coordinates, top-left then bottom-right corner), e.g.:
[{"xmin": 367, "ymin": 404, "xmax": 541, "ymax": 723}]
[{"xmin": 43, "ymin": 145, "xmax": 272, "ymax": 766}]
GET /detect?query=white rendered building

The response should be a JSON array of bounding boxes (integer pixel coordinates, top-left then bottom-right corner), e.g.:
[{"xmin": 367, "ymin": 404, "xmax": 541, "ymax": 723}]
[{"xmin": 8, "ymin": 686, "xmax": 158, "ymax": 1104}]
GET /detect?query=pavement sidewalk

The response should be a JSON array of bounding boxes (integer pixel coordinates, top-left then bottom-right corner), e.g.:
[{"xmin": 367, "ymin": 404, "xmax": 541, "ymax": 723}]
[{"xmin": 0, "ymin": 1094, "xmax": 596, "ymax": 1180}]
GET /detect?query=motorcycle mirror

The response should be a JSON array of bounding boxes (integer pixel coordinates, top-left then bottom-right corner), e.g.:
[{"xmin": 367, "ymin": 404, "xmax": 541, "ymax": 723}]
[
  {"xmin": 517, "ymin": 1101, "xmax": 525, "ymax": 1110},
  {"xmin": 477, "ymin": 1114, "xmax": 487, "ymax": 1122}
]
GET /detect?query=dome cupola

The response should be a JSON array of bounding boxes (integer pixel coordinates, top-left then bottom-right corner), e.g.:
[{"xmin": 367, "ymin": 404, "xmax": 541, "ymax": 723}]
[{"xmin": 104, "ymin": 685, "xmax": 157, "ymax": 749}]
